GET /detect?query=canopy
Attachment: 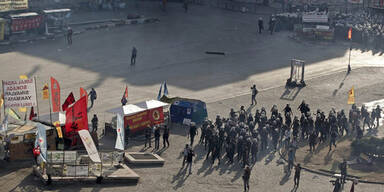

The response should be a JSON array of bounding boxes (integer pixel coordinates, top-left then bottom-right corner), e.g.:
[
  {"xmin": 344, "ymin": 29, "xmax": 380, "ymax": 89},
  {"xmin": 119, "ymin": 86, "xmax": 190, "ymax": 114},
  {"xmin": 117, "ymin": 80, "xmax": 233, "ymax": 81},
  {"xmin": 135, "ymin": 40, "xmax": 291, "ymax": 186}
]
[
  {"xmin": 107, "ymin": 99, "xmax": 169, "ymax": 116},
  {"xmin": 10, "ymin": 12, "xmax": 39, "ymax": 18},
  {"xmin": 42, "ymin": 9, "xmax": 71, "ymax": 14}
]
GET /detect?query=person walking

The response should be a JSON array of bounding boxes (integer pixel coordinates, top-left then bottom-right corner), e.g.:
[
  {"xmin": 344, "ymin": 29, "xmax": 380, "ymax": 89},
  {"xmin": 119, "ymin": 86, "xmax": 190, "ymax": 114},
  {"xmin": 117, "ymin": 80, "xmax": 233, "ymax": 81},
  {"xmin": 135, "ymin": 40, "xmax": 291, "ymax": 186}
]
[
  {"xmin": 339, "ymin": 159, "xmax": 347, "ymax": 184},
  {"xmin": 154, "ymin": 126, "xmax": 161, "ymax": 150},
  {"xmin": 242, "ymin": 166, "xmax": 251, "ymax": 192},
  {"xmin": 186, "ymin": 147, "xmax": 195, "ymax": 174},
  {"xmin": 131, "ymin": 46, "xmax": 137, "ymax": 66},
  {"xmin": 66, "ymin": 27, "xmax": 73, "ymax": 45},
  {"xmin": 91, "ymin": 114, "xmax": 98, "ymax": 132},
  {"xmin": 188, "ymin": 122, "xmax": 198, "ymax": 147},
  {"xmin": 294, "ymin": 163, "xmax": 302, "ymax": 188},
  {"xmin": 182, "ymin": 144, "xmax": 190, "ymax": 167},
  {"xmin": 89, "ymin": 88, "xmax": 97, "ymax": 108},
  {"xmin": 163, "ymin": 125, "xmax": 170, "ymax": 148},
  {"xmin": 258, "ymin": 17, "xmax": 264, "ymax": 34},
  {"xmin": 251, "ymin": 84, "xmax": 258, "ymax": 105},
  {"xmin": 145, "ymin": 125, "xmax": 152, "ymax": 148}
]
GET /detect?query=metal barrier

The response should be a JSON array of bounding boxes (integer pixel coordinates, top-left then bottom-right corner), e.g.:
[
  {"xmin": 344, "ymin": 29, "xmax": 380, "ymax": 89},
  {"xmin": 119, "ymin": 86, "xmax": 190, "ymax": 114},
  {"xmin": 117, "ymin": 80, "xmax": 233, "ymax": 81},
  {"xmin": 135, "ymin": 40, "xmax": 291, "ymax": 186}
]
[{"xmin": 38, "ymin": 150, "xmax": 124, "ymax": 178}]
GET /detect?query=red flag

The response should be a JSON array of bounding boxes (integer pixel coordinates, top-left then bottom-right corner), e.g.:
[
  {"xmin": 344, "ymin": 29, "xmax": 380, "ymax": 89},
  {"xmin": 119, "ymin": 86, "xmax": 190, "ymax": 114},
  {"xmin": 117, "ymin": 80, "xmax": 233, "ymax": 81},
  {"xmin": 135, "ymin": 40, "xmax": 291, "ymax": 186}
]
[
  {"xmin": 80, "ymin": 87, "xmax": 88, "ymax": 106},
  {"xmin": 50, "ymin": 77, "xmax": 61, "ymax": 112},
  {"xmin": 29, "ymin": 107, "xmax": 36, "ymax": 120},
  {"xmin": 62, "ymin": 92, "xmax": 76, "ymax": 111},
  {"xmin": 348, "ymin": 28, "xmax": 352, "ymax": 40},
  {"xmin": 65, "ymin": 96, "xmax": 88, "ymax": 137},
  {"xmin": 123, "ymin": 85, "xmax": 128, "ymax": 99}
]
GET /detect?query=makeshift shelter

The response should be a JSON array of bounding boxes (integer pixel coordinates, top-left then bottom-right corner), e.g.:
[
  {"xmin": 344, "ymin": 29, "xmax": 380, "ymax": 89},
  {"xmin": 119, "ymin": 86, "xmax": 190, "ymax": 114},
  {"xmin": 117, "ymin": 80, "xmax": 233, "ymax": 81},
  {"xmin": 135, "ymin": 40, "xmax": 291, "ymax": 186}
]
[
  {"xmin": 160, "ymin": 96, "xmax": 207, "ymax": 125},
  {"xmin": 107, "ymin": 100, "xmax": 169, "ymax": 134}
]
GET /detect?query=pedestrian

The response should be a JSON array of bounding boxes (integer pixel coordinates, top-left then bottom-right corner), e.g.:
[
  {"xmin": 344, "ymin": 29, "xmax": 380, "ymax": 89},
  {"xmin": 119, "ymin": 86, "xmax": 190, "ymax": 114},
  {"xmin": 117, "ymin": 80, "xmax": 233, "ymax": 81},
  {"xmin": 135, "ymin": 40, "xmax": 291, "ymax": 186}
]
[
  {"xmin": 182, "ymin": 144, "xmax": 190, "ymax": 167},
  {"xmin": 145, "ymin": 125, "xmax": 152, "ymax": 148},
  {"xmin": 188, "ymin": 122, "xmax": 198, "ymax": 147},
  {"xmin": 258, "ymin": 17, "xmax": 264, "ymax": 34},
  {"xmin": 339, "ymin": 159, "xmax": 347, "ymax": 184},
  {"xmin": 294, "ymin": 163, "xmax": 301, "ymax": 188},
  {"xmin": 329, "ymin": 130, "xmax": 337, "ymax": 151},
  {"xmin": 250, "ymin": 84, "xmax": 258, "ymax": 105},
  {"xmin": 163, "ymin": 125, "xmax": 170, "ymax": 147},
  {"xmin": 186, "ymin": 147, "xmax": 195, "ymax": 174},
  {"xmin": 131, "ymin": 46, "xmax": 137, "ymax": 66},
  {"xmin": 375, "ymin": 105, "xmax": 382, "ymax": 128},
  {"xmin": 67, "ymin": 26, "xmax": 73, "ymax": 45},
  {"xmin": 91, "ymin": 114, "xmax": 98, "ymax": 132},
  {"xmin": 154, "ymin": 126, "xmax": 161, "ymax": 150},
  {"xmin": 125, "ymin": 124, "xmax": 130, "ymax": 147},
  {"xmin": 287, "ymin": 148, "xmax": 295, "ymax": 172},
  {"xmin": 89, "ymin": 88, "xmax": 97, "ymax": 108},
  {"xmin": 269, "ymin": 17, "xmax": 276, "ymax": 35},
  {"xmin": 242, "ymin": 166, "xmax": 251, "ymax": 192}
]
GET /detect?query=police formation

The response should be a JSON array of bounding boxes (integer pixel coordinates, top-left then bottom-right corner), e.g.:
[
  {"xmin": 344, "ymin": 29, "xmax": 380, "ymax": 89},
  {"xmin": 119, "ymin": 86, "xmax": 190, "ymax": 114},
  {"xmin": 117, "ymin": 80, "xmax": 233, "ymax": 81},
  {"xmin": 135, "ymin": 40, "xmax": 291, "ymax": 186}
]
[{"xmin": 184, "ymin": 100, "xmax": 381, "ymax": 190}]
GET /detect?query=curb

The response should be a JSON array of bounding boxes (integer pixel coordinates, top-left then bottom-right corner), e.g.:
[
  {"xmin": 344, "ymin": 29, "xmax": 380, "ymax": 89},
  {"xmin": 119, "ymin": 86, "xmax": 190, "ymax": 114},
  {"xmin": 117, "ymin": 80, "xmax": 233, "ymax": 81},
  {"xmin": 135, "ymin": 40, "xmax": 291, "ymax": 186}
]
[{"xmin": 277, "ymin": 147, "xmax": 384, "ymax": 185}]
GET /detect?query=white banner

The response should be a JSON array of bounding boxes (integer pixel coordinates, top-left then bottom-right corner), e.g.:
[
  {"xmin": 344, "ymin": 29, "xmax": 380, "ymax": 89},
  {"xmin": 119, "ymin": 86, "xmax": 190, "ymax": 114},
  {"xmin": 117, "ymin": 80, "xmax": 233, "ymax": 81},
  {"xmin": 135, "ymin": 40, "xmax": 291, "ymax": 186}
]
[
  {"xmin": 115, "ymin": 113, "xmax": 125, "ymax": 150},
  {"xmin": 2, "ymin": 78, "xmax": 37, "ymax": 108},
  {"xmin": 78, "ymin": 130, "xmax": 101, "ymax": 163},
  {"xmin": 36, "ymin": 123, "xmax": 47, "ymax": 161},
  {"xmin": 348, "ymin": 0, "xmax": 363, "ymax": 4}
]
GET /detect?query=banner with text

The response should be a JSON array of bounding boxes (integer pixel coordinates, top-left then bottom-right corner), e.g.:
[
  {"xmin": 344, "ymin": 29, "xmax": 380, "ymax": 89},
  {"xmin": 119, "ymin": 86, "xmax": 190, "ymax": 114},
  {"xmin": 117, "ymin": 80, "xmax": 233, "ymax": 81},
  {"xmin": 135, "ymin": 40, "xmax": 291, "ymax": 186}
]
[
  {"xmin": 2, "ymin": 78, "xmax": 37, "ymax": 108},
  {"xmin": 0, "ymin": 0, "xmax": 28, "ymax": 12},
  {"xmin": 124, "ymin": 107, "xmax": 164, "ymax": 132}
]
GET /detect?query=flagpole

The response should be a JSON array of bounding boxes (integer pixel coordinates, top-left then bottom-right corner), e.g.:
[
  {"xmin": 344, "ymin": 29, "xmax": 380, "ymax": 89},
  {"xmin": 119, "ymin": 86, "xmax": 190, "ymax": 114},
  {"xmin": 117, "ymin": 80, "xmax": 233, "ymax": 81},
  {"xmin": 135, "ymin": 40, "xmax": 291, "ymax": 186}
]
[
  {"xmin": 48, "ymin": 84, "xmax": 52, "ymax": 124},
  {"xmin": 34, "ymin": 77, "xmax": 40, "ymax": 120}
]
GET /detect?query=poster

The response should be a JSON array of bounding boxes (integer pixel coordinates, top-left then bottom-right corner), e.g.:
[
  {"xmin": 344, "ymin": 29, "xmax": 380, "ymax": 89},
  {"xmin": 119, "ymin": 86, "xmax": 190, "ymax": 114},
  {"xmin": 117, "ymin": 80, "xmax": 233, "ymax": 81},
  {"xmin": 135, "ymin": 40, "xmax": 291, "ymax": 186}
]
[
  {"xmin": 11, "ymin": 15, "xmax": 43, "ymax": 32},
  {"xmin": 124, "ymin": 107, "xmax": 164, "ymax": 132},
  {"xmin": 2, "ymin": 78, "xmax": 37, "ymax": 108},
  {"xmin": 348, "ymin": 87, "xmax": 355, "ymax": 105},
  {"xmin": 0, "ymin": 0, "xmax": 28, "ymax": 12},
  {"xmin": 78, "ymin": 130, "xmax": 101, "ymax": 163}
]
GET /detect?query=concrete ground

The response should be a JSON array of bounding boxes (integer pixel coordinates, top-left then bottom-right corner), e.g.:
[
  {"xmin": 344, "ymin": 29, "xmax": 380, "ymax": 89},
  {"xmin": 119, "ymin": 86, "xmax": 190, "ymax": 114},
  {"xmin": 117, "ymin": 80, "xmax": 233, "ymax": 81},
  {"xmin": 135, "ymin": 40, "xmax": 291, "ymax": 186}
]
[{"xmin": 1, "ymin": 2, "xmax": 384, "ymax": 192}]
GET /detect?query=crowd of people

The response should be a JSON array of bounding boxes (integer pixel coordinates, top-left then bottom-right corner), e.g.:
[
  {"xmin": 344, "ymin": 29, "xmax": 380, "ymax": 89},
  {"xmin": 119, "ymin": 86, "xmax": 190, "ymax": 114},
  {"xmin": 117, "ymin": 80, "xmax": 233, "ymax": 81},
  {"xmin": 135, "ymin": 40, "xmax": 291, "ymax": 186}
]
[{"xmin": 181, "ymin": 99, "xmax": 382, "ymax": 191}]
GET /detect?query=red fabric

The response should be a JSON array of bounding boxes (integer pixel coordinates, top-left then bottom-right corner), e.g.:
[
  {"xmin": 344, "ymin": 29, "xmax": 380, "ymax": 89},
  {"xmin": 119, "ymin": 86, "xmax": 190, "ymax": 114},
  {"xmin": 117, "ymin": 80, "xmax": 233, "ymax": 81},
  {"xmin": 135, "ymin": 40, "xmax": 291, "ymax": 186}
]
[
  {"xmin": 33, "ymin": 147, "xmax": 40, "ymax": 157},
  {"xmin": 80, "ymin": 87, "xmax": 88, "ymax": 106},
  {"xmin": 124, "ymin": 107, "xmax": 164, "ymax": 133},
  {"xmin": 123, "ymin": 86, "xmax": 128, "ymax": 99},
  {"xmin": 62, "ymin": 92, "xmax": 75, "ymax": 111},
  {"xmin": 11, "ymin": 16, "xmax": 43, "ymax": 32},
  {"xmin": 149, "ymin": 107, "xmax": 164, "ymax": 125},
  {"xmin": 65, "ymin": 96, "xmax": 88, "ymax": 137},
  {"xmin": 50, "ymin": 77, "xmax": 61, "ymax": 112},
  {"xmin": 29, "ymin": 107, "xmax": 36, "ymax": 120}
]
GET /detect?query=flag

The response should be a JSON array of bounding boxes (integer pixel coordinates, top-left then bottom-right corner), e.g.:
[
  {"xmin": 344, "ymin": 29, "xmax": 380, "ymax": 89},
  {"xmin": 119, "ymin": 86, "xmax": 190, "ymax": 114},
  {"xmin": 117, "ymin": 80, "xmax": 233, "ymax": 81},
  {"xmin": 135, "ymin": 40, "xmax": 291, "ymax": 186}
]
[
  {"xmin": 42, "ymin": 84, "xmax": 49, "ymax": 100},
  {"xmin": 50, "ymin": 77, "xmax": 61, "ymax": 112},
  {"xmin": 62, "ymin": 92, "xmax": 75, "ymax": 111},
  {"xmin": 29, "ymin": 107, "xmax": 37, "ymax": 120},
  {"xmin": 36, "ymin": 123, "xmax": 47, "ymax": 161},
  {"xmin": 115, "ymin": 113, "xmax": 125, "ymax": 150},
  {"xmin": 53, "ymin": 121, "xmax": 63, "ymax": 139},
  {"xmin": 78, "ymin": 130, "xmax": 101, "ymax": 163},
  {"xmin": 18, "ymin": 75, "xmax": 28, "ymax": 112},
  {"xmin": 0, "ymin": 115, "xmax": 8, "ymax": 132},
  {"xmin": 157, "ymin": 83, "xmax": 163, "ymax": 100},
  {"xmin": 65, "ymin": 96, "xmax": 88, "ymax": 137},
  {"xmin": 348, "ymin": 28, "xmax": 352, "ymax": 40},
  {"xmin": 80, "ymin": 87, "xmax": 88, "ymax": 106},
  {"xmin": 121, "ymin": 85, "xmax": 128, "ymax": 106},
  {"xmin": 0, "ymin": 93, "xmax": 3, "ymax": 108},
  {"xmin": 163, "ymin": 81, "xmax": 169, "ymax": 96},
  {"xmin": 6, "ymin": 108, "xmax": 21, "ymax": 120},
  {"xmin": 348, "ymin": 86, "xmax": 355, "ymax": 104}
]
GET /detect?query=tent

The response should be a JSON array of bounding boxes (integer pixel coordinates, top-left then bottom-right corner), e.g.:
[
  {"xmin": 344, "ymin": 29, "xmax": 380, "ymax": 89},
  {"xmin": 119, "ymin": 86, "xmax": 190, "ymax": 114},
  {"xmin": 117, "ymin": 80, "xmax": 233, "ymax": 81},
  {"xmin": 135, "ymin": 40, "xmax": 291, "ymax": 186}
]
[{"xmin": 161, "ymin": 96, "xmax": 207, "ymax": 125}]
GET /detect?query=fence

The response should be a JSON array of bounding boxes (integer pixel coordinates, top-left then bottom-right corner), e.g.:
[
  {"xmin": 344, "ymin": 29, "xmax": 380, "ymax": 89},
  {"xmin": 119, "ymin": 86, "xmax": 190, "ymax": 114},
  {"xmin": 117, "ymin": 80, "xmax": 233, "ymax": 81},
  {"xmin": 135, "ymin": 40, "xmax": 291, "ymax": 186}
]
[{"xmin": 38, "ymin": 150, "xmax": 124, "ymax": 178}]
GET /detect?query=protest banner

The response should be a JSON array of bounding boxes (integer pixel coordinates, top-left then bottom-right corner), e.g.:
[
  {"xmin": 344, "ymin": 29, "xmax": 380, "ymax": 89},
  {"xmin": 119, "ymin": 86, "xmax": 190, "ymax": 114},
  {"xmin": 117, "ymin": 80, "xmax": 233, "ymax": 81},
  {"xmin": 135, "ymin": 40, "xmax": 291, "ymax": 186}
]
[{"xmin": 2, "ymin": 78, "xmax": 37, "ymax": 108}]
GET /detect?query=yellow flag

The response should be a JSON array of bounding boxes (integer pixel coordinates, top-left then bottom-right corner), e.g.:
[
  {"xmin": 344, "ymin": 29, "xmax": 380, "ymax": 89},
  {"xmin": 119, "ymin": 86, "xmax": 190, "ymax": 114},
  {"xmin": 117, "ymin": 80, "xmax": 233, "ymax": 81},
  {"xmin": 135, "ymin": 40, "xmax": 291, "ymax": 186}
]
[
  {"xmin": 42, "ymin": 84, "xmax": 49, "ymax": 100},
  {"xmin": 19, "ymin": 75, "xmax": 28, "ymax": 112},
  {"xmin": 348, "ymin": 86, "xmax": 355, "ymax": 104},
  {"xmin": 54, "ymin": 121, "xmax": 63, "ymax": 138},
  {"xmin": 6, "ymin": 108, "xmax": 21, "ymax": 120},
  {"xmin": 0, "ymin": 93, "xmax": 3, "ymax": 108}
]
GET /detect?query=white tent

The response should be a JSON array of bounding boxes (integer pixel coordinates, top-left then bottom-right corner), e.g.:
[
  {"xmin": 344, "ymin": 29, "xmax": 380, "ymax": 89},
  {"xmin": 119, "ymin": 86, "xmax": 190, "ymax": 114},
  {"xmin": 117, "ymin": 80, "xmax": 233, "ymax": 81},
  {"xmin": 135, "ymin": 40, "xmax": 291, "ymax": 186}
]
[{"xmin": 107, "ymin": 100, "xmax": 169, "ymax": 116}]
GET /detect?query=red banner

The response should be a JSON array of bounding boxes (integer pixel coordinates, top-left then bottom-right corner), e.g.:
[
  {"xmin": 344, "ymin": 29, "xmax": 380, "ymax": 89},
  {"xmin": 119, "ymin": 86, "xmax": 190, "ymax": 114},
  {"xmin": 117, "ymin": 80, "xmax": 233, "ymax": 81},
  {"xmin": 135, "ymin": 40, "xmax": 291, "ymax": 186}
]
[
  {"xmin": 124, "ymin": 107, "xmax": 164, "ymax": 133},
  {"xmin": 65, "ymin": 96, "xmax": 88, "ymax": 137},
  {"xmin": 80, "ymin": 87, "xmax": 88, "ymax": 106},
  {"xmin": 11, "ymin": 16, "xmax": 43, "ymax": 32},
  {"xmin": 62, "ymin": 92, "xmax": 75, "ymax": 111},
  {"xmin": 50, "ymin": 77, "xmax": 60, "ymax": 112}
]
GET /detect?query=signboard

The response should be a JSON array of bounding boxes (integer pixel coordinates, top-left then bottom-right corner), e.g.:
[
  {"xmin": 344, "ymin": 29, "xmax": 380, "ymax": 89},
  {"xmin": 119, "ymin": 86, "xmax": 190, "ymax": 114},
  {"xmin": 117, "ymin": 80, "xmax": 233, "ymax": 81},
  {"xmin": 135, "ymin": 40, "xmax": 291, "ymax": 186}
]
[
  {"xmin": 0, "ymin": 0, "xmax": 28, "ymax": 12},
  {"xmin": 11, "ymin": 15, "xmax": 43, "ymax": 32},
  {"xmin": 124, "ymin": 107, "xmax": 164, "ymax": 132},
  {"xmin": 2, "ymin": 78, "xmax": 37, "ymax": 108},
  {"xmin": 302, "ymin": 13, "xmax": 328, "ymax": 23}
]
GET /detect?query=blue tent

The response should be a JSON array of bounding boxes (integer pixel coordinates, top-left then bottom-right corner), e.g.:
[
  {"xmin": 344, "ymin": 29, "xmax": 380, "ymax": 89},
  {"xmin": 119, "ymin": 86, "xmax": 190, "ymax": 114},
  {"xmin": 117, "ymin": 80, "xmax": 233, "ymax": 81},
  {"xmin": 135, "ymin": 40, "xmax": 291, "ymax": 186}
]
[{"xmin": 169, "ymin": 99, "xmax": 207, "ymax": 125}]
